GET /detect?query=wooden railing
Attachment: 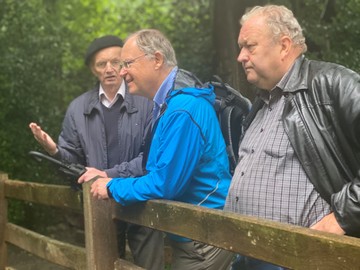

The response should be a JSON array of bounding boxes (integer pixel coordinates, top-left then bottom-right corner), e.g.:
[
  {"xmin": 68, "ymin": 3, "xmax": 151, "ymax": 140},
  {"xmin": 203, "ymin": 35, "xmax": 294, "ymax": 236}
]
[{"xmin": 1, "ymin": 172, "xmax": 360, "ymax": 269}]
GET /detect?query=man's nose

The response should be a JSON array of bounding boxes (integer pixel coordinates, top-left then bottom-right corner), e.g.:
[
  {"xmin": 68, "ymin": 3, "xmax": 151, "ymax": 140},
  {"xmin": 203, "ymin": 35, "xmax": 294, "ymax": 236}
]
[
  {"xmin": 119, "ymin": 67, "xmax": 127, "ymax": 77},
  {"xmin": 237, "ymin": 48, "xmax": 249, "ymax": 63},
  {"xmin": 104, "ymin": 63, "xmax": 114, "ymax": 73}
]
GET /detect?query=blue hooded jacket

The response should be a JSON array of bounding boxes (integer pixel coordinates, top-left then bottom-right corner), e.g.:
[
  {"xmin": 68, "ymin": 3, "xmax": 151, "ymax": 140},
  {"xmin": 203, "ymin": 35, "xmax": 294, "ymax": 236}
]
[{"xmin": 107, "ymin": 70, "xmax": 231, "ymax": 214}]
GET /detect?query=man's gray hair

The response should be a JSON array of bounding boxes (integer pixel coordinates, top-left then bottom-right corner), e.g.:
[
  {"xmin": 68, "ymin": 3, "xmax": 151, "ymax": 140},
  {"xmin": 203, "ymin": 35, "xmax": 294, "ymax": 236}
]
[
  {"xmin": 241, "ymin": 5, "xmax": 307, "ymax": 53},
  {"xmin": 126, "ymin": 29, "xmax": 177, "ymax": 67}
]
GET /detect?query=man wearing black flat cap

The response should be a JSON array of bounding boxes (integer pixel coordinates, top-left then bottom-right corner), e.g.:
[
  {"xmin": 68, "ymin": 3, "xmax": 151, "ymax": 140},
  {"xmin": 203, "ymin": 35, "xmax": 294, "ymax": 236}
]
[{"xmin": 29, "ymin": 35, "xmax": 163, "ymax": 269}]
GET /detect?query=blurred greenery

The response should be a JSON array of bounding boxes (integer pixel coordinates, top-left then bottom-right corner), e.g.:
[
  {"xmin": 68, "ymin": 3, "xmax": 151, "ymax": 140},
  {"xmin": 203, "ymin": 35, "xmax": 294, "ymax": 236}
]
[{"xmin": 0, "ymin": 0, "xmax": 359, "ymax": 227}]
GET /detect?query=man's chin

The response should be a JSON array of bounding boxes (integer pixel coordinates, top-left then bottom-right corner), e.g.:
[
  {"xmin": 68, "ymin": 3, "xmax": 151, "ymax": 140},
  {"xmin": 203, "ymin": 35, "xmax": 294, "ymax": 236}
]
[
  {"xmin": 246, "ymin": 75, "xmax": 256, "ymax": 84},
  {"xmin": 128, "ymin": 87, "xmax": 139, "ymax": 96},
  {"xmin": 102, "ymin": 80, "xmax": 121, "ymax": 88}
]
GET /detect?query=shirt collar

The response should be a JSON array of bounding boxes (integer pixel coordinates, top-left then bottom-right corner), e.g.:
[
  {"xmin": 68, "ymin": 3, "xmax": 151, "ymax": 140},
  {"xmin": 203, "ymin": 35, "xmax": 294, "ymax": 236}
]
[{"xmin": 99, "ymin": 80, "xmax": 126, "ymax": 108}]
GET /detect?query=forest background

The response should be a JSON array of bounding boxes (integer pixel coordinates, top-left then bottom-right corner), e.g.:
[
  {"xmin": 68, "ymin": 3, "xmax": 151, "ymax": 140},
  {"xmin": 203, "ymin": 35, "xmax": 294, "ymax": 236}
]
[{"xmin": 0, "ymin": 0, "xmax": 359, "ymax": 229}]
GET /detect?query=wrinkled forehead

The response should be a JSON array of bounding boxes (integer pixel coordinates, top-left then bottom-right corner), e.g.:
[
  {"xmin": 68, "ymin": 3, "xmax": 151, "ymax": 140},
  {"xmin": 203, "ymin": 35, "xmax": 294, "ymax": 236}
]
[
  {"xmin": 239, "ymin": 16, "xmax": 271, "ymax": 43},
  {"xmin": 93, "ymin": 46, "xmax": 122, "ymax": 60},
  {"xmin": 121, "ymin": 37, "xmax": 142, "ymax": 59}
]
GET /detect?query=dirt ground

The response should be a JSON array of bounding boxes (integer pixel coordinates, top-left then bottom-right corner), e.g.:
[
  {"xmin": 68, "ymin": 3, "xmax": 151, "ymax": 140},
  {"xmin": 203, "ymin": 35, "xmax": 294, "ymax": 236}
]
[
  {"xmin": 6, "ymin": 244, "xmax": 70, "ymax": 270},
  {"xmin": 6, "ymin": 217, "xmax": 85, "ymax": 270},
  {"xmin": 5, "ymin": 214, "xmax": 171, "ymax": 269}
]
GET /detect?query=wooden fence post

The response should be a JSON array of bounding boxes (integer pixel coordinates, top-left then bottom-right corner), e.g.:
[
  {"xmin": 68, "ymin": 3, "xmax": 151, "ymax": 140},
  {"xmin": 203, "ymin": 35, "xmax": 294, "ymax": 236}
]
[
  {"xmin": 0, "ymin": 173, "xmax": 8, "ymax": 270},
  {"xmin": 83, "ymin": 179, "xmax": 118, "ymax": 270}
]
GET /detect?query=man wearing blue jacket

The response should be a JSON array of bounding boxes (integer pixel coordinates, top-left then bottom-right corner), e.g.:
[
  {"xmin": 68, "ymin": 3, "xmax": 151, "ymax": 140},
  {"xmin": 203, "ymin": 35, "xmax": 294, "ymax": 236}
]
[{"xmin": 88, "ymin": 29, "xmax": 233, "ymax": 270}]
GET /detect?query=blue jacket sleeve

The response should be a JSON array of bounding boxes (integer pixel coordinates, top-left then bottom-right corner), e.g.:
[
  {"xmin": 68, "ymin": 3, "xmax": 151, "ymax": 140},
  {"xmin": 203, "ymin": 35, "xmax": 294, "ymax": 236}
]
[{"xmin": 107, "ymin": 110, "xmax": 205, "ymax": 205}]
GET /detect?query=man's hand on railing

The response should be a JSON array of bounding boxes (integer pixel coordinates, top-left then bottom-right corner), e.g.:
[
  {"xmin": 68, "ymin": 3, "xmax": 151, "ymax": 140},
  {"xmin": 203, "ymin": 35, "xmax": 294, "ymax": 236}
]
[
  {"xmin": 78, "ymin": 167, "xmax": 107, "ymax": 184},
  {"xmin": 89, "ymin": 177, "xmax": 112, "ymax": 200},
  {"xmin": 310, "ymin": 212, "xmax": 345, "ymax": 235}
]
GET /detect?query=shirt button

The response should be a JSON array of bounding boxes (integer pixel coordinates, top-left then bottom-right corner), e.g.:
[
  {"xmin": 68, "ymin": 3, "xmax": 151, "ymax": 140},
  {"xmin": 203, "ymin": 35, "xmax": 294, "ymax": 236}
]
[
  {"xmin": 241, "ymin": 172, "xmax": 244, "ymax": 176},
  {"xmin": 236, "ymin": 196, "xmax": 239, "ymax": 202},
  {"xmin": 260, "ymin": 128, "xmax": 264, "ymax": 132},
  {"xmin": 251, "ymin": 149, "xmax": 254, "ymax": 153},
  {"xmin": 269, "ymin": 108, "xmax": 272, "ymax": 111}
]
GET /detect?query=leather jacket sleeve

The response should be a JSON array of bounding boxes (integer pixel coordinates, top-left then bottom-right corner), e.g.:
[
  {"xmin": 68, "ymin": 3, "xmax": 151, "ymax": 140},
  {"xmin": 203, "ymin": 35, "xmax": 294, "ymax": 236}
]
[
  {"xmin": 332, "ymin": 177, "xmax": 360, "ymax": 236},
  {"xmin": 329, "ymin": 66, "xmax": 360, "ymax": 236}
]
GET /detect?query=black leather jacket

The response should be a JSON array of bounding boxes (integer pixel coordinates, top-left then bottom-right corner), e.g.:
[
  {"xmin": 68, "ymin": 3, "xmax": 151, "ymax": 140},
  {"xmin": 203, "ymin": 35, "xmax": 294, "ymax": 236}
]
[{"xmin": 243, "ymin": 56, "xmax": 360, "ymax": 236}]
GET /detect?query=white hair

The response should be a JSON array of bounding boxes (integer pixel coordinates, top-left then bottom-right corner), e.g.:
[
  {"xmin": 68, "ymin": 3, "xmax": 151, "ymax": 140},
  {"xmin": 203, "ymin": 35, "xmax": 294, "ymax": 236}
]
[{"xmin": 241, "ymin": 5, "xmax": 307, "ymax": 53}]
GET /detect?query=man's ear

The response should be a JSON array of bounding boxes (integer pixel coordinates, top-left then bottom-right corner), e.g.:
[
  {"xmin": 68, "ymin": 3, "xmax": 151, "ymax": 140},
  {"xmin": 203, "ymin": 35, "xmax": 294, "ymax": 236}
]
[
  {"xmin": 90, "ymin": 65, "xmax": 98, "ymax": 77},
  {"xmin": 154, "ymin": 51, "xmax": 164, "ymax": 70},
  {"xmin": 280, "ymin": 35, "xmax": 292, "ymax": 60}
]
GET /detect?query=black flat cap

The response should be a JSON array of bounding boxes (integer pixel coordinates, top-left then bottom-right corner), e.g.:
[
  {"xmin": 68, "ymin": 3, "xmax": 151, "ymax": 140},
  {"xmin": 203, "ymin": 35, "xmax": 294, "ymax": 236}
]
[{"xmin": 84, "ymin": 35, "xmax": 124, "ymax": 66}]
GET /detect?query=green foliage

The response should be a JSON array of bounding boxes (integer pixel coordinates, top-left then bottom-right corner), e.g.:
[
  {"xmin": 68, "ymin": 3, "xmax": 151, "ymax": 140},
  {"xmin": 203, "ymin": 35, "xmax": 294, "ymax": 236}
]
[
  {"xmin": 166, "ymin": 0, "xmax": 213, "ymax": 80},
  {"xmin": 317, "ymin": 0, "xmax": 360, "ymax": 71},
  {"xmin": 0, "ymin": 0, "xmax": 65, "ymax": 182},
  {"xmin": 271, "ymin": 0, "xmax": 360, "ymax": 72}
]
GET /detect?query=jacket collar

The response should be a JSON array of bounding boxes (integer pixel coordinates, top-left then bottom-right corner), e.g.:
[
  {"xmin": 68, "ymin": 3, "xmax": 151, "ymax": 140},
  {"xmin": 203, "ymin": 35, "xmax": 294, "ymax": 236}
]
[
  {"xmin": 245, "ymin": 56, "xmax": 310, "ymax": 131},
  {"xmin": 173, "ymin": 69, "xmax": 203, "ymax": 90},
  {"xmin": 282, "ymin": 55, "xmax": 309, "ymax": 93},
  {"xmin": 254, "ymin": 55, "xmax": 309, "ymax": 99}
]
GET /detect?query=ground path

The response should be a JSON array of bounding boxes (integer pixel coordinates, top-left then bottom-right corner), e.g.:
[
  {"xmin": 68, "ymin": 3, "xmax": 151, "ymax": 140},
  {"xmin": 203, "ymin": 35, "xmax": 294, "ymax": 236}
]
[{"xmin": 6, "ymin": 220, "xmax": 84, "ymax": 270}]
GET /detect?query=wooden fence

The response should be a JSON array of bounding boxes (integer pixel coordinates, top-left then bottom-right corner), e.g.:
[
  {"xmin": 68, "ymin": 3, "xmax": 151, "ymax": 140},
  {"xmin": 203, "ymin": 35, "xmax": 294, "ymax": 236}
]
[{"xmin": 1, "ymin": 171, "xmax": 360, "ymax": 269}]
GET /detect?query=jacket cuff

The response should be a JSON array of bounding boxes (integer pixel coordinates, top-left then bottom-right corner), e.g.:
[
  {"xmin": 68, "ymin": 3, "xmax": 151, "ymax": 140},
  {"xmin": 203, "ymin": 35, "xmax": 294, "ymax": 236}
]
[
  {"xmin": 331, "ymin": 187, "xmax": 360, "ymax": 237},
  {"xmin": 106, "ymin": 185, "xmax": 113, "ymax": 199},
  {"xmin": 104, "ymin": 168, "xmax": 118, "ymax": 178}
]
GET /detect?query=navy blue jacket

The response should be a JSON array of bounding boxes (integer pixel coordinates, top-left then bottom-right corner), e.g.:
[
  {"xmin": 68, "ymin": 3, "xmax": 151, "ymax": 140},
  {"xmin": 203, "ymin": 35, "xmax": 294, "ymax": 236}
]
[{"xmin": 55, "ymin": 83, "xmax": 153, "ymax": 178}]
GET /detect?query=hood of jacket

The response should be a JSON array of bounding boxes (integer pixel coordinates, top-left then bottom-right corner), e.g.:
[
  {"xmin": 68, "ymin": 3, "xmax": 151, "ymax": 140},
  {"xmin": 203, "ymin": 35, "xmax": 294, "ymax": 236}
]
[{"xmin": 167, "ymin": 69, "xmax": 215, "ymax": 106}]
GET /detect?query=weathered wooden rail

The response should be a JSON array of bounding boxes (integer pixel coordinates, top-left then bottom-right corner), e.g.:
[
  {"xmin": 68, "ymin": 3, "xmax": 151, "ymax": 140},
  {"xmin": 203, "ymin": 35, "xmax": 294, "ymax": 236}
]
[{"xmin": 1, "ymin": 171, "xmax": 360, "ymax": 269}]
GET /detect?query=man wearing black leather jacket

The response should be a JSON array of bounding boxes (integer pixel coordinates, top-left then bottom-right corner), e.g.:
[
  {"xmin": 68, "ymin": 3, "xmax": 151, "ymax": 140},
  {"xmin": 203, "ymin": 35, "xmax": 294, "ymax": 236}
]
[{"xmin": 225, "ymin": 4, "xmax": 360, "ymax": 270}]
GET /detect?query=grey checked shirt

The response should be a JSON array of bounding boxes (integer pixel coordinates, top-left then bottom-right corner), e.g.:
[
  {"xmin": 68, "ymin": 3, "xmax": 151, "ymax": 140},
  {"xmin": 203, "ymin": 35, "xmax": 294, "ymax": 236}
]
[{"xmin": 224, "ymin": 58, "xmax": 331, "ymax": 227}]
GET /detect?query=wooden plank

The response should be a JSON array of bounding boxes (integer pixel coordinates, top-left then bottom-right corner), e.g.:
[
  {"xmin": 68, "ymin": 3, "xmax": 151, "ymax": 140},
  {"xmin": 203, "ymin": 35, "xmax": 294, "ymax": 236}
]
[
  {"xmin": 0, "ymin": 173, "xmax": 8, "ymax": 270},
  {"xmin": 114, "ymin": 199, "xmax": 360, "ymax": 270},
  {"xmin": 4, "ymin": 179, "xmax": 82, "ymax": 212},
  {"xmin": 114, "ymin": 258, "xmax": 145, "ymax": 270},
  {"xmin": 83, "ymin": 180, "xmax": 118, "ymax": 270},
  {"xmin": 5, "ymin": 222, "xmax": 86, "ymax": 269}
]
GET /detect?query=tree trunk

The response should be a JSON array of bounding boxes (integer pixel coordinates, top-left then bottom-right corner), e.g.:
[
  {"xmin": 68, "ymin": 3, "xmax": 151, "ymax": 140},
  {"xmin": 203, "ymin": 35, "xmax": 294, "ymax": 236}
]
[{"xmin": 212, "ymin": 0, "xmax": 267, "ymax": 101}]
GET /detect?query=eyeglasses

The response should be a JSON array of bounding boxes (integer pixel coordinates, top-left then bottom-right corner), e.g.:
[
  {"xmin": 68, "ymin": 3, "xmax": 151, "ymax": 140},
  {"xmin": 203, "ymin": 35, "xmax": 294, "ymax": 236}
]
[
  {"xmin": 119, "ymin": 54, "xmax": 147, "ymax": 70},
  {"xmin": 95, "ymin": 59, "xmax": 121, "ymax": 70}
]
